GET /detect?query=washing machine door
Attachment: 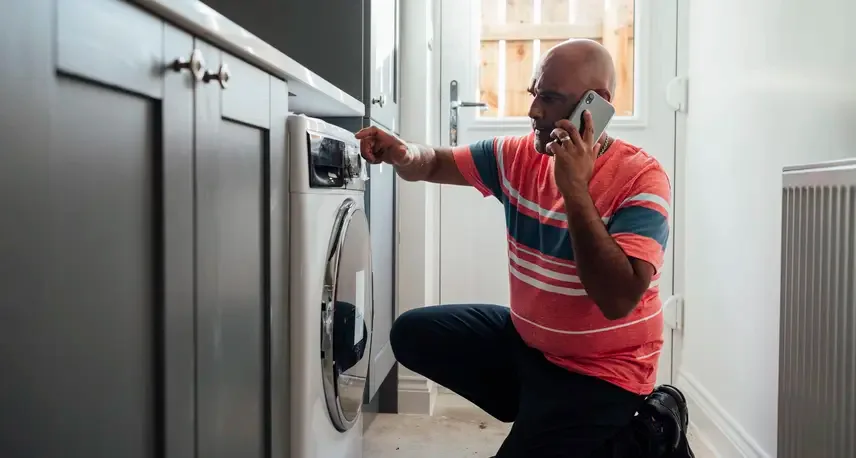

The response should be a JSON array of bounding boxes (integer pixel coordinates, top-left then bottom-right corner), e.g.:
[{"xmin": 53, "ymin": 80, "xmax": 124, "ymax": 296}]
[{"xmin": 321, "ymin": 198, "xmax": 373, "ymax": 432}]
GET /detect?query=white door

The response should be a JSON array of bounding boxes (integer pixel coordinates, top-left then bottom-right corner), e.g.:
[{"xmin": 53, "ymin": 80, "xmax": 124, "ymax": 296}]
[{"xmin": 438, "ymin": 0, "xmax": 681, "ymax": 385}]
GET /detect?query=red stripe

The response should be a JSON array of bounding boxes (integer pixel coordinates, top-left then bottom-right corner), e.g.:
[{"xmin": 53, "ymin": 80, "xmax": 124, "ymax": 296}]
[{"xmin": 452, "ymin": 145, "xmax": 494, "ymax": 198}]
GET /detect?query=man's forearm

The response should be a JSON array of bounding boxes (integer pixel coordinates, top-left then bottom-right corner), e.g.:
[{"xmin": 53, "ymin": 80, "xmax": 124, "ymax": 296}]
[
  {"xmin": 394, "ymin": 143, "xmax": 439, "ymax": 182},
  {"xmin": 562, "ymin": 186, "xmax": 643, "ymax": 320},
  {"xmin": 392, "ymin": 143, "xmax": 468, "ymax": 186}
]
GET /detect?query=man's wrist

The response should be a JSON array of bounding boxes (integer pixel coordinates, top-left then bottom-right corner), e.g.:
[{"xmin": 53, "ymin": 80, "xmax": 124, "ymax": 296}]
[
  {"xmin": 561, "ymin": 182, "xmax": 596, "ymax": 215},
  {"xmin": 560, "ymin": 180, "xmax": 589, "ymax": 201}
]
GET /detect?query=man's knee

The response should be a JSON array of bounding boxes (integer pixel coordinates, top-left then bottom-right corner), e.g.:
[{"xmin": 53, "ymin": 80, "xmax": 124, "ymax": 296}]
[{"xmin": 389, "ymin": 308, "xmax": 424, "ymax": 362}]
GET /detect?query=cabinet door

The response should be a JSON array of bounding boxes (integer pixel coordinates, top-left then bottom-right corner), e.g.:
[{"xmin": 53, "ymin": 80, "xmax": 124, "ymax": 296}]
[
  {"xmin": 369, "ymin": 0, "xmax": 400, "ymax": 132},
  {"xmin": 365, "ymin": 149, "xmax": 397, "ymax": 402},
  {"xmin": 194, "ymin": 41, "xmax": 289, "ymax": 458},
  {"xmin": 0, "ymin": 1, "xmax": 195, "ymax": 458}
]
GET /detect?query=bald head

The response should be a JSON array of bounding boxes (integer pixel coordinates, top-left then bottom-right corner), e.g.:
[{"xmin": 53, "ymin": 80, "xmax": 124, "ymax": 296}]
[
  {"xmin": 540, "ymin": 39, "xmax": 616, "ymax": 96},
  {"xmin": 527, "ymin": 39, "xmax": 616, "ymax": 154}
]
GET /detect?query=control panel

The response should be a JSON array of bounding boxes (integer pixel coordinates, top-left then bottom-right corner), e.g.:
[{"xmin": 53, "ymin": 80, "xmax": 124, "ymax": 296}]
[{"xmin": 306, "ymin": 132, "xmax": 366, "ymax": 188}]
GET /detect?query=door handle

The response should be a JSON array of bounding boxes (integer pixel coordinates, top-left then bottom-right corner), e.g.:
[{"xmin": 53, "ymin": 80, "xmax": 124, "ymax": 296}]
[
  {"xmin": 449, "ymin": 80, "xmax": 487, "ymax": 146},
  {"xmin": 371, "ymin": 94, "xmax": 387, "ymax": 107},
  {"xmin": 451, "ymin": 101, "xmax": 488, "ymax": 109}
]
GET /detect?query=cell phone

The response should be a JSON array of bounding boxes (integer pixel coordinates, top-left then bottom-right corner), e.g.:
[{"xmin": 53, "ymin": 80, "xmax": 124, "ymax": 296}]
[{"xmin": 567, "ymin": 90, "xmax": 616, "ymax": 142}]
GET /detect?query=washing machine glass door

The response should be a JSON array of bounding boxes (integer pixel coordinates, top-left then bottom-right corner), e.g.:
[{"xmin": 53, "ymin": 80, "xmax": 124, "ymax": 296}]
[{"xmin": 321, "ymin": 198, "xmax": 373, "ymax": 432}]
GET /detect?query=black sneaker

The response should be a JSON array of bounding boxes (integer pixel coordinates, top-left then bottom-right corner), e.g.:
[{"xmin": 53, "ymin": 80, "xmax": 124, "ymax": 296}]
[{"xmin": 636, "ymin": 384, "xmax": 695, "ymax": 457}]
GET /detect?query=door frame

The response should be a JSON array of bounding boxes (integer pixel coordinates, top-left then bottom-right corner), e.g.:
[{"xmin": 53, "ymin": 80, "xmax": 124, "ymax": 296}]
[{"xmin": 433, "ymin": 0, "xmax": 690, "ymax": 383}]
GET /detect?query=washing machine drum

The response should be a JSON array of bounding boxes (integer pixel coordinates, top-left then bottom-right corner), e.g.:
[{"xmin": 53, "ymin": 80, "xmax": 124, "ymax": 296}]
[{"xmin": 332, "ymin": 300, "xmax": 368, "ymax": 371}]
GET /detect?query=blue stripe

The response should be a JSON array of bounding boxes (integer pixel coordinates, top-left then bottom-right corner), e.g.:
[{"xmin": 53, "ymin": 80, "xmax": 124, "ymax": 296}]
[
  {"xmin": 504, "ymin": 200, "xmax": 575, "ymax": 261},
  {"xmin": 607, "ymin": 206, "xmax": 670, "ymax": 248},
  {"xmin": 469, "ymin": 140, "xmax": 502, "ymax": 199}
]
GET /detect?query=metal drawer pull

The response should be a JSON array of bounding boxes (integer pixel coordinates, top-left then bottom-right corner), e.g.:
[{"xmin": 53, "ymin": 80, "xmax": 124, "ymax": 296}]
[
  {"xmin": 203, "ymin": 63, "xmax": 231, "ymax": 89},
  {"xmin": 169, "ymin": 49, "xmax": 206, "ymax": 81}
]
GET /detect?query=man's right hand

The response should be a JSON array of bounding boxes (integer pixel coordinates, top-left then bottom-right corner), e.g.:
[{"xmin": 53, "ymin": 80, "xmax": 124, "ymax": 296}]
[
  {"xmin": 353, "ymin": 126, "xmax": 468, "ymax": 186},
  {"xmin": 355, "ymin": 126, "xmax": 408, "ymax": 165}
]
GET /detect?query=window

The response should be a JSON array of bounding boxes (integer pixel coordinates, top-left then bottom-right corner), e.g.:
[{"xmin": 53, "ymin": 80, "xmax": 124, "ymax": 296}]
[{"xmin": 478, "ymin": 0, "xmax": 635, "ymax": 118}]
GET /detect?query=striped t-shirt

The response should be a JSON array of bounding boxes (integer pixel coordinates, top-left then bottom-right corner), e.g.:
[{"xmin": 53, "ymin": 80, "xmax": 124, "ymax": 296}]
[{"xmin": 452, "ymin": 132, "xmax": 670, "ymax": 395}]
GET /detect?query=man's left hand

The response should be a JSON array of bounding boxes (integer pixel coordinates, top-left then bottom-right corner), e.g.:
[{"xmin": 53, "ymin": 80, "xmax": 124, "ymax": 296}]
[{"xmin": 548, "ymin": 111, "xmax": 601, "ymax": 198}]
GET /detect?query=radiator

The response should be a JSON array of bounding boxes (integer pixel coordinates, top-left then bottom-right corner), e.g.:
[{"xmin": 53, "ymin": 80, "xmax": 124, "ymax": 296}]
[{"xmin": 779, "ymin": 159, "xmax": 856, "ymax": 458}]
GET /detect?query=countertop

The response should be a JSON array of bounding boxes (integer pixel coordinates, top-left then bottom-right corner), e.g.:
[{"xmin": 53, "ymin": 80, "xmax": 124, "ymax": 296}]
[{"xmin": 132, "ymin": 0, "xmax": 365, "ymax": 118}]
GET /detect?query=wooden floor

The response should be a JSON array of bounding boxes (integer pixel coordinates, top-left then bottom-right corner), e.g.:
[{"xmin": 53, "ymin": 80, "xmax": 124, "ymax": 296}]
[{"xmin": 363, "ymin": 392, "xmax": 717, "ymax": 458}]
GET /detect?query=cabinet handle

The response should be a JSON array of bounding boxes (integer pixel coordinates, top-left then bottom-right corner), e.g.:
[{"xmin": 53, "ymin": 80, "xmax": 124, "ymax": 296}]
[
  {"xmin": 170, "ymin": 49, "xmax": 206, "ymax": 81},
  {"xmin": 203, "ymin": 63, "xmax": 231, "ymax": 89},
  {"xmin": 371, "ymin": 94, "xmax": 386, "ymax": 107}
]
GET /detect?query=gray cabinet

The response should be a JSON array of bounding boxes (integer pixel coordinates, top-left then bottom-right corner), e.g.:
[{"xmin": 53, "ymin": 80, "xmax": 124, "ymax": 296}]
[
  {"xmin": 367, "ymin": 0, "xmax": 401, "ymax": 132},
  {"xmin": 194, "ymin": 43, "xmax": 288, "ymax": 458},
  {"xmin": 0, "ymin": 2, "xmax": 288, "ymax": 458},
  {"xmin": 202, "ymin": 0, "xmax": 401, "ymax": 132}
]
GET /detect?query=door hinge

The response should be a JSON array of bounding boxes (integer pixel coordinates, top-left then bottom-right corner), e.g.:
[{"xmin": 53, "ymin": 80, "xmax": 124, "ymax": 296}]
[
  {"xmin": 665, "ymin": 76, "xmax": 688, "ymax": 113},
  {"xmin": 663, "ymin": 294, "xmax": 684, "ymax": 330}
]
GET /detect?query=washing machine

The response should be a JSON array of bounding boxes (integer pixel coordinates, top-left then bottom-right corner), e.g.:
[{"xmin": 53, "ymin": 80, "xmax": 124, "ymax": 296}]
[{"xmin": 288, "ymin": 114, "xmax": 373, "ymax": 458}]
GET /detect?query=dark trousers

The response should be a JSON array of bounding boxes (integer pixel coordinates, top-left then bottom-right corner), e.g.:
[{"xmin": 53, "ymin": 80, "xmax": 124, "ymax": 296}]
[{"xmin": 390, "ymin": 304, "xmax": 648, "ymax": 458}]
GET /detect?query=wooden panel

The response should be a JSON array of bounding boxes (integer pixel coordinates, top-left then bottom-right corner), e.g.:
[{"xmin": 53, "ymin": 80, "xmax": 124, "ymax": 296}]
[
  {"xmin": 505, "ymin": 40, "xmax": 533, "ymax": 116},
  {"xmin": 603, "ymin": 0, "xmax": 635, "ymax": 116},
  {"xmin": 481, "ymin": 0, "xmax": 501, "ymax": 25},
  {"xmin": 541, "ymin": 0, "xmax": 568, "ymax": 23},
  {"xmin": 506, "ymin": 0, "xmax": 533, "ymax": 24},
  {"xmin": 479, "ymin": 0, "xmax": 501, "ymax": 117},
  {"xmin": 479, "ymin": 41, "xmax": 500, "ymax": 116},
  {"xmin": 504, "ymin": 0, "xmax": 533, "ymax": 116},
  {"xmin": 571, "ymin": 0, "xmax": 605, "ymax": 26},
  {"xmin": 481, "ymin": 22, "xmax": 601, "ymax": 41}
]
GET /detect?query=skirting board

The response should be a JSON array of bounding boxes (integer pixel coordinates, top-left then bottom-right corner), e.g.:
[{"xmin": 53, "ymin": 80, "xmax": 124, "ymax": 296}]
[
  {"xmin": 677, "ymin": 371, "xmax": 770, "ymax": 458},
  {"xmin": 398, "ymin": 374, "xmax": 437, "ymax": 415}
]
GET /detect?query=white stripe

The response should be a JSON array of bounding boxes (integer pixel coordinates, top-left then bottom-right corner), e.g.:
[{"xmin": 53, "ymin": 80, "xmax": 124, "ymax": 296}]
[
  {"xmin": 509, "ymin": 238, "xmax": 576, "ymax": 269},
  {"xmin": 508, "ymin": 262, "xmax": 660, "ymax": 294},
  {"xmin": 509, "ymin": 265, "xmax": 588, "ymax": 296},
  {"xmin": 494, "ymin": 140, "xmax": 668, "ymax": 226},
  {"xmin": 508, "ymin": 242, "xmax": 662, "ymax": 289},
  {"xmin": 636, "ymin": 350, "xmax": 662, "ymax": 360},
  {"xmin": 619, "ymin": 193, "xmax": 671, "ymax": 216},
  {"xmin": 511, "ymin": 306, "xmax": 664, "ymax": 335},
  {"xmin": 508, "ymin": 250, "xmax": 581, "ymax": 283},
  {"xmin": 495, "ymin": 138, "xmax": 614, "ymax": 226},
  {"xmin": 496, "ymin": 138, "xmax": 568, "ymax": 222}
]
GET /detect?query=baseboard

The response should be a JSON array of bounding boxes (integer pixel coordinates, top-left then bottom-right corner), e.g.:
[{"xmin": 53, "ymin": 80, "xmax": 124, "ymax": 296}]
[
  {"xmin": 677, "ymin": 371, "xmax": 770, "ymax": 458},
  {"xmin": 397, "ymin": 374, "xmax": 437, "ymax": 415}
]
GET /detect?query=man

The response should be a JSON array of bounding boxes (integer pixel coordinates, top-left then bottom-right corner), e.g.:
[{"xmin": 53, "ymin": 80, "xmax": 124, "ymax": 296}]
[{"xmin": 356, "ymin": 39, "xmax": 695, "ymax": 458}]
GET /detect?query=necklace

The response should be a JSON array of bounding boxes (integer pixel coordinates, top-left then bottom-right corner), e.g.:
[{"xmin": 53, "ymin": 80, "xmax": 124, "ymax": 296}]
[{"xmin": 598, "ymin": 134, "xmax": 613, "ymax": 157}]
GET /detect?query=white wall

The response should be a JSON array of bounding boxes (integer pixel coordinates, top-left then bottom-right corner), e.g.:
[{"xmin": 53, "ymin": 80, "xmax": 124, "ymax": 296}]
[
  {"xmin": 395, "ymin": 0, "xmax": 443, "ymax": 414},
  {"xmin": 679, "ymin": 0, "xmax": 856, "ymax": 455}
]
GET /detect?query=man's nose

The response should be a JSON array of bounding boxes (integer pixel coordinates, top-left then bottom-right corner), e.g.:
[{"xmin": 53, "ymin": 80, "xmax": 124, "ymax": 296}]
[{"xmin": 528, "ymin": 100, "xmax": 543, "ymax": 120}]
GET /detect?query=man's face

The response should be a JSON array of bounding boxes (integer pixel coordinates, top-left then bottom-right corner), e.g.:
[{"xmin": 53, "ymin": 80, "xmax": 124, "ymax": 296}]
[{"xmin": 527, "ymin": 65, "xmax": 584, "ymax": 154}]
